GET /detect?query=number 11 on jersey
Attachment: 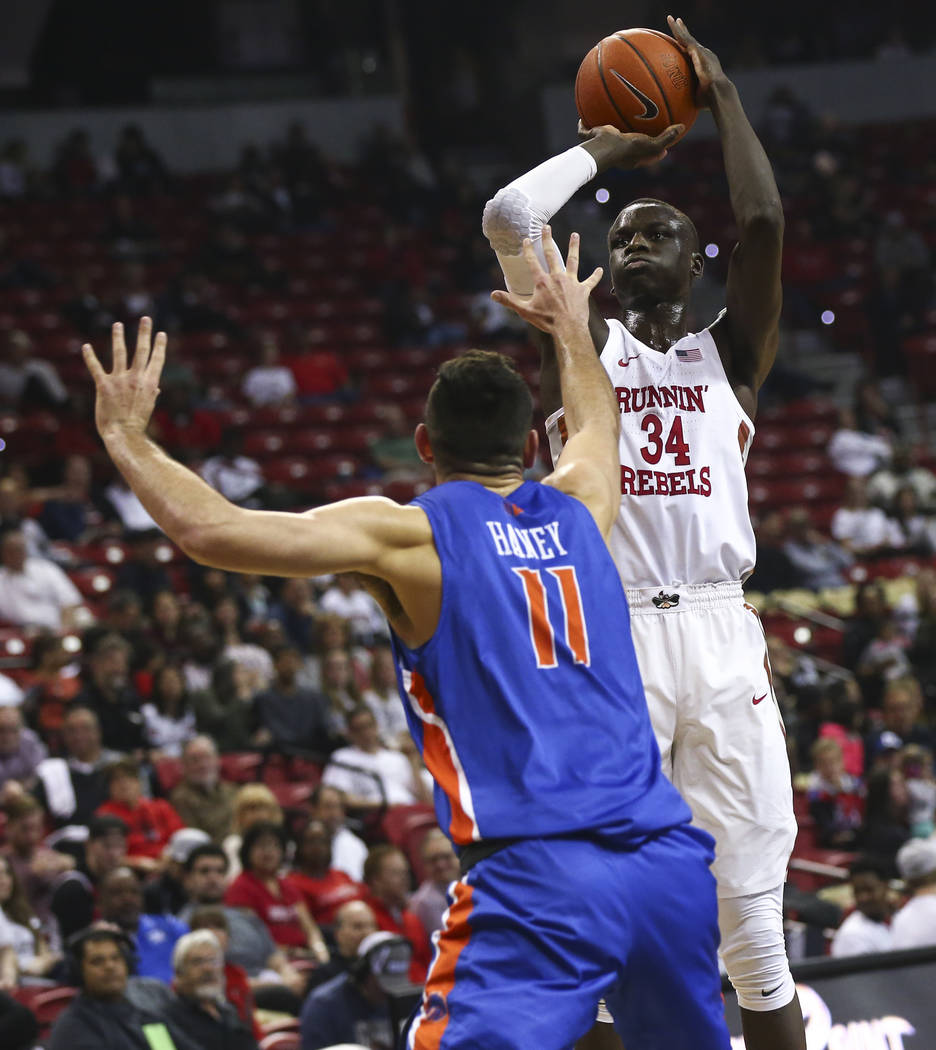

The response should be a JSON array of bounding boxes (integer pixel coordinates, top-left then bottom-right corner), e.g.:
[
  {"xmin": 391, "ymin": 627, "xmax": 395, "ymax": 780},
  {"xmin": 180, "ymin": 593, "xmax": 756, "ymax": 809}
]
[{"xmin": 513, "ymin": 566, "xmax": 591, "ymax": 669}]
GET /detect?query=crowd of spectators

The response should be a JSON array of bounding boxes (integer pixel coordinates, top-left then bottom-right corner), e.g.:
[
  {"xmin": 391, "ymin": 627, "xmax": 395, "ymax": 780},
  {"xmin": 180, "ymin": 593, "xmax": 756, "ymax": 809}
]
[{"xmin": 0, "ymin": 71, "xmax": 933, "ymax": 1042}]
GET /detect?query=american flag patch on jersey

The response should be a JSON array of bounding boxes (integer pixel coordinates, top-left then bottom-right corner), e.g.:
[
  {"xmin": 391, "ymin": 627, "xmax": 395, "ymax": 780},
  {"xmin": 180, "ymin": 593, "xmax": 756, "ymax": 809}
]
[{"xmin": 675, "ymin": 346, "xmax": 703, "ymax": 362}]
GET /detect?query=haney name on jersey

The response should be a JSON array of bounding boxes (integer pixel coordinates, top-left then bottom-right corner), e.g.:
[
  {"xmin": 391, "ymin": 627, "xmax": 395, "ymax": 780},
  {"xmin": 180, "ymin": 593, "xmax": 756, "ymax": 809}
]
[
  {"xmin": 615, "ymin": 383, "xmax": 708, "ymax": 414},
  {"xmin": 486, "ymin": 520, "xmax": 567, "ymax": 560}
]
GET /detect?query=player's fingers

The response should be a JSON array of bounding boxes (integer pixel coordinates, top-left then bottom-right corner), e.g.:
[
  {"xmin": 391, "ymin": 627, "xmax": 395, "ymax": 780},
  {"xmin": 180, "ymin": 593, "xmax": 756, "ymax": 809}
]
[
  {"xmin": 542, "ymin": 226, "xmax": 564, "ymax": 274},
  {"xmin": 133, "ymin": 316, "xmax": 152, "ymax": 371},
  {"xmin": 674, "ymin": 16, "xmax": 698, "ymax": 46},
  {"xmin": 565, "ymin": 232, "xmax": 580, "ymax": 276},
  {"xmin": 490, "ymin": 290, "xmax": 529, "ymax": 320},
  {"xmin": 111, "ymin": 322, "xmax": 127, "ymax": 372},
  {"xmin": 653, "ymin": 124, "xmax": 685, "ymax": 148},
  {"xmin": 583, "ymin": 266, "xmax": 604, "ymax": 293},
  {"xmin": 148, "ymin": 330, "xmax": 167, "ymax": 379},
  {"xmin": 520, "ymin": 237, "xmax": 545, "ymax": 275},
  {"xmin": 82, "ymin": 343, "xmax": 106, "ymax": 383}
]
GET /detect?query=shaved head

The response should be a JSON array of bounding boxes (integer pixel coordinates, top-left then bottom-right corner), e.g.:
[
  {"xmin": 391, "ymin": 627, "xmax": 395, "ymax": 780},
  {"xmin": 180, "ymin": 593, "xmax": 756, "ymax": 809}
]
[{"xmin": 613, "ymin": 199, "xmax": 699, "ymax": 254}]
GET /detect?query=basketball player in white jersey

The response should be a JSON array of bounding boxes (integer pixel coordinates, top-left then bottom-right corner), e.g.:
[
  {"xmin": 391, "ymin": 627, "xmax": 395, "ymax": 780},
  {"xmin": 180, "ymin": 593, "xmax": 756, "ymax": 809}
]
[{"xmin": 483, "ymin": 16, "xmax": 803, "ymax": 1050}]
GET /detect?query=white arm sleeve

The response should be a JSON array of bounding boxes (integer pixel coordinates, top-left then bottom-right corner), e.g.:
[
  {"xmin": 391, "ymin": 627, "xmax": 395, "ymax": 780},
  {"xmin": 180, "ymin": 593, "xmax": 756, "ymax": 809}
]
[{"xmin": 481, "ymin": 145, "xmax": 598, "ymax": 296}]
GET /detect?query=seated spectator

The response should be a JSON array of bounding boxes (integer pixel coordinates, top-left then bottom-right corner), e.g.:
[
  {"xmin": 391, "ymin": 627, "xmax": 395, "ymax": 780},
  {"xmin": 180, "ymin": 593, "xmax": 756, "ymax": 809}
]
[
  {"xmin": 826, "ymin": 406, "xmax": 892, "ymax": 478},
  {"xmin": 38, "ymin": 455, "xmax": 113, "ymax": 544},
  {"xmin": 0, "ymin": 854, "xmax": 63, "ymax": 981},
  {"xmin": 268, "ymin": 577, "xmax": 319, "ymax": 652},
  {"xmin": 886, "ymin": 485, "xmax": 934, "ymax": 556},
  {"xmin": 362, "ymin": 645, "xmax": 408, "ymax": 748},
  {"xmin": 73, "ymin": 634, "xmax": 146, "ymax": 754},
  {"xmin": 861, "ymin": 768, "xmax": 911, "ymax": 869},
  {"xmin": 143, "ymin": 828, "xmax": 211, "ymax": 916},
  {"xmin": 853, "ymin": 378, "xmax": 902, "ymax": 441},
  {"xmin": 285, "ymin": 819, "xmax": 364, "ymax": 926},
  {"xmin": 366, "ymin": 404, "xmax": 430, "ymax": 484},
  {"xmin": 0, "ymin": 474, "xmax": 50, "ymax": 559},
  {"xmin": 782, "ymin": 508, "xmax": 853, "ymax": 591},
  {"xmin": 0, "ymin": 329, "xmax": 68, "ymax": 412},
  {"xmin": 96, "ymin": 866, "xmax": 188, "ymax": 983},
  {"xmin": 856, "ymin": 618, "xmax": 913, "ymax": 697},
  {"xmin": 0, "ymin": 988, "xmax": 38, "ymax": 1050},
  {"xmin": 180, "ymin": 844, "xmax": 305, "ymax": 1008},
  {"xmin": 255, "ymin": 645, "xmax": 334, "ymax": 752},
  {"xmin": 868, "ymin": 444, "xmax": 936, "ymax": 513},
  {"xmin": 241, "ymin": 332, "xmax": 296, "ymax": 408},
  {"xmin": 300, "ymin": 930, "xmax": 415, "ymax": 1050},
  {"xmin": 151, "ymin": 381, "xmax": 222, "ymax": 463},
  {"xmin": 323, "ymin": 707, "xmax": 432, "ymax": 812},
  {"xmin": 899, "ymin": 745, "xmax": 936, "ymax": 838},
  {"xmin": 193, "ymin": 659, "xmax": 262, "ymax": 753},
  {"xmin": 35, "ymin": 706, "xmax": 120, "ymax": 826},
  {"xmin": 806, "ymin": 739, "xmax": 864, "ymax": 849},
  {"xmin": 311, "ymin": 784, "xmax": 368, "ymax": 882},
  {"xmin": 816, "ymin": 677, "xmax": 866, "ymax": 778},
  {"xmin": 222, "ymin": 784, "xmax": 283, "ymax": 880},
  {"xmin": 164, "ymin": 929, "xmax": 259, "ymax": 1050},
  {"xmin": 360, "ymin": 845, "xmax": 431, "ymax": 983},
  {"xmin": 891, "ymin": 838, "xmax": 936, "ymax": 950},
  {"xmin": 0, "ymin": 705, "xmax": 47, "ymax": 796},
  {"xmin": 50, "ymin": 815, "xmax": 129, "ymax": 943},
  {"xmin": 147, "ymin": 589, "xmax": 186, "ymax": 661},
  {"xmin": 407, "ymin": 829, "xmax": 457, "ymax": 940},
  {"xmin": 843, "ymin": 580, "xmax": 889, "ymax": 671},
  {"xmin": 48, "ymin": 926, "xmax": 177, "ymax": 1050},
  {"xmin": 101, "ymin": 476, "xmax": 159, "ymax": 534},
  {"xmin": 1, "ymin": 795, "xmax": 73, "ymax": 946},
  {"xmin": 141, "ymin": 663, "xmax": 197, "ymax": 758},
  {"xmin": 319, "ymin": 647, "xmax": 366, "ymax": 732},
  {"xmin": 0, "ymin": 527, "xmax": 86, "ymax": 631},
  {"xmin": 114, "ymin": 529, "xmax": 172, "ymax": 610},
  {"xmin": 284, "ymin": 340, "xmax": 350, "ymax": 402},
  {"xmin": 199, "ymin": 429, "xmax": 266, "ymax": 509},
  {"xmin": 830, "ymin": 856, "xmax": 894, "ymax": 957},
  {"xmin": 212, "ymin": 595, "xmax": 274, "ymax": 692},
  {"xmin": 306, "ymin": 899, "xmax": 378, "ymax": 993},
  {"xmin": 319, "ymin": 576, "xmax": 389, "ymax": 648},
  {"xmin": 224, "ymin": 822, "xmax": 329, "ymax": 962},
  {"xmin": 185, "ymin": 908, "xmax": 262, "ymax": 1038},
  {"xmin": 746, "ymin": 511, "xmax": 797, "ymax": 595},
  {"xmin": 81, "ymin": 590, "xmax": 151, "ymax": 676},
  {"xmin": 170, "ymin": 736, "xmax": 237, "ymax": 843},
  {"xmin": 114, "ymin": 124, "xmax": 169, "ymax": 195},
  {"xmin": 20, "ymin": 632, "xmax": 83, "ymax": 743},
  {"xmin": 96, "ymin": 757, "xmax": 185, "ymax": 863},
  {"xmin": 831, "ymin": 477, "xmax": 899, "ymax": 558},
  {"xmin": 866, "ymin": 679, "xmax": 934, "ymax": 767}
]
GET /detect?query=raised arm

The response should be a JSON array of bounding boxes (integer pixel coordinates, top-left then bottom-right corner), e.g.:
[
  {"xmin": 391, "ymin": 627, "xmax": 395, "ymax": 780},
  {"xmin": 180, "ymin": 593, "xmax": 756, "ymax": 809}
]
[
  {"xmin": 669, "ymin": 16, "xmax": 784, "ymax": 408},
  {"xmin": 83, "ymin": 320, "xmax": 438, "ymax": 644},
  {"xmin": 492, "ymin": 228, "xmax": 619, "ymax": 537},
  {"xmin": 482, "ymin": 125, "xmax": 683, "ymax": 415}
]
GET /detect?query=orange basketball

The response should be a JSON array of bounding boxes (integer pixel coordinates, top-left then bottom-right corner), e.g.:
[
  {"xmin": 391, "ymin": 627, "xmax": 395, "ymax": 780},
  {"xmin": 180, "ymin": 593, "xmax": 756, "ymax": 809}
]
[{"xmin": 575, "ymin": 29, "xmax": 698, "ymax": 141}]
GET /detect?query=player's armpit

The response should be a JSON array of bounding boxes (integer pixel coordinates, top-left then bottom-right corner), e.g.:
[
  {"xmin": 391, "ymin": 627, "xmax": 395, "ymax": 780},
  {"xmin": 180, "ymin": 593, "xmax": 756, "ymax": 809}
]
[{"xmin": 543, "ymin": 451, "xmax": 619, "ymax": 540}]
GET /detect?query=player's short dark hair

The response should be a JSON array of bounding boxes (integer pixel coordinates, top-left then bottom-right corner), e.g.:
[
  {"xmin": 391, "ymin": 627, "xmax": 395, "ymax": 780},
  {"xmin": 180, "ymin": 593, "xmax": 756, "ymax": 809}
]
[
  {"xmin": 184, "ymin": 842, "xmax": 229, "ymax": 874},
  {"xmin": 849, "ymin": 855, "xmax": 891, "ymax": 881},
  {"xmin": 425, "ymin": 350, "xmax": 533, "ymax": 475},
  {"xmin": 618, "ymin": 198, "xmax": 700, "ymax": 253}
]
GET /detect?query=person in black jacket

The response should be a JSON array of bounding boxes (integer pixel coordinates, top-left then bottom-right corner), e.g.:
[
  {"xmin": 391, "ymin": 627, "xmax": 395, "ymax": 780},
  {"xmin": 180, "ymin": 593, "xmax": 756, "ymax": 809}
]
[{"xmin": 0, "ymin": 990, "xmax": 38, "ymax": 1050}]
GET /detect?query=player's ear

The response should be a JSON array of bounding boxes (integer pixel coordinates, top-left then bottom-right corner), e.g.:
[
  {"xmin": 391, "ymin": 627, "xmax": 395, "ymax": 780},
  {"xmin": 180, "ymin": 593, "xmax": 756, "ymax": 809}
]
[
  {"xmin": 522, "ymin": 429, "xmax": 539, "ymax": 469},
  {"xmin": 690, "ymin": 251, "xmax": 704, "ymax": 280},
  {"xmin": 414, "ymin": 423, "xmax": 434, "ymax": 464}
]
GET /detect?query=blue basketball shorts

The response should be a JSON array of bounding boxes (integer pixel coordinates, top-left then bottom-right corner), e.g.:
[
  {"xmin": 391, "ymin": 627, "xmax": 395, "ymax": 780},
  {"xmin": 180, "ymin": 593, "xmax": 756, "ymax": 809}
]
[{"xmin": 406, "ymin": 823, "xmax": 730, "ymax": 1050}]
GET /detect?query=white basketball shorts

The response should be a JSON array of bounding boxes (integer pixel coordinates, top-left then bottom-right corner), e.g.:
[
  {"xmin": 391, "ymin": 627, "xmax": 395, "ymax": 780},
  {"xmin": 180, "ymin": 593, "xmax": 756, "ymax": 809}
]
[{"xmin": 626, "ymin": 580, "xmax": 797, "ymax": 898}]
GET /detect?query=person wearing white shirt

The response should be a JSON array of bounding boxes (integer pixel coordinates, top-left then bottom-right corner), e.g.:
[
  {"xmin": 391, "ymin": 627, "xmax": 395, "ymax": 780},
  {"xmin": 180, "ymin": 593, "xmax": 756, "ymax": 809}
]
[
  {"xmin": 827, "ymin": 408, "xmax": 892, "ymax": 479},
  {"xmin": 831, "ymin": 477, "xmax": 900, "ymax": 557},
  {"xmin": 0, "ymin": 528, "xmax": 85, "ymax": 631},
  {"xmin": 891, "ymin": 837, "xmax": 936, "ymax": 950},
  {"xmin": 241, "ymin": 334, "xmax": 296, "ymax": 407},
  {"xmin": 830, "ymin": 857, "xmax": 894, "ymax": 958},
  {"xmin": 868, "ymin": 445, "xmax": 936, "ymax": 512},
  {"xmin": 310, "ymin": 783, "xmax": 368, "ymax": 882},
  {"xmin": 362, "ymin": 645, "xmax": 409, "ymax": 748},
  {"xmin": 199, "ymin": 429, "xmax": 265, "ymax": 507},
  {"xmin": 322, "ymin": 707, "xmax": 431, "ymax": 811},
  {"xmin": 319, "ymin": 576, "xmax": 388, "ymax": 645}
]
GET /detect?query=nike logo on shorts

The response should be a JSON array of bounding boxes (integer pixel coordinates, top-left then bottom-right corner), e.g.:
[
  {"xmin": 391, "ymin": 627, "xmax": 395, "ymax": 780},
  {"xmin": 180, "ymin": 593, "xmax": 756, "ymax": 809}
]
[{"xmin": 753, "ymin": 693, "xmax": 767, "ymax": 705}]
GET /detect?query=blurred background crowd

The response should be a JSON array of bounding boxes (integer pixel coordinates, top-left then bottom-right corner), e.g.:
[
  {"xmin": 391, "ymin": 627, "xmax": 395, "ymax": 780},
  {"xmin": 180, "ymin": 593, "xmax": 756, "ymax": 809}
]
[{"xmin": 1, "ymin": 1, "xmax": 936, "ymax": 1048}]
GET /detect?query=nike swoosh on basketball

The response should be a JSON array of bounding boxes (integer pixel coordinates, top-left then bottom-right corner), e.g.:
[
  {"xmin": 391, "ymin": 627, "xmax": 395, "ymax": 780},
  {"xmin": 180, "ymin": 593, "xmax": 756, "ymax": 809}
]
[
  {"xmin": 609, "ymin": 70, "xmax": 660, "ymax": 120},
  {"xmin": 617, "ymin": 355, "xmax": 639, "ymax": 367},
  {"xmin": 761, "ymin": 983, "xmax": 783, "ymax": 997},
  {"xmin": 752, "ymin": 693, "xmax": 767, "ymax": 705}
]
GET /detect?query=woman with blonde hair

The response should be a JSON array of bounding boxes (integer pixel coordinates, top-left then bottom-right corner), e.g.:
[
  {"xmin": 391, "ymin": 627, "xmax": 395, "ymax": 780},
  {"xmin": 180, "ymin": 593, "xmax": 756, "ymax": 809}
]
[{"xmin": 222, "ymin": 782, "xmax": 283, "ymax": 881}]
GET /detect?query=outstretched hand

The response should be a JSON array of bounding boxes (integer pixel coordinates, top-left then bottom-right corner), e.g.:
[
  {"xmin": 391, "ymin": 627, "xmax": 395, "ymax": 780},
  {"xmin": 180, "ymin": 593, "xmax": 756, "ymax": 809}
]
[
  {"xmin": 666, "ymin": 14, "xmax": 728, "ymax": 107},
  {"xmin": 577, "ymin": 121, "xmax": 684, "ymax": 173},
  {"xmin": 83, "ymin": 318, "xmax": 167, "ymax": 442},
  {"xmin": 490, "ymin": 227, "xmax": 602, "ymax": 338}
]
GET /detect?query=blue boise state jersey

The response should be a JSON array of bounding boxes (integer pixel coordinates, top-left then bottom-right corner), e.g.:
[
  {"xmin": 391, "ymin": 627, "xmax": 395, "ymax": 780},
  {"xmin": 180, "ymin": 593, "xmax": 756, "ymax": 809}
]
[{"xmin": 390, "ymin": 479, "xmax": 691, "ymax": 845}]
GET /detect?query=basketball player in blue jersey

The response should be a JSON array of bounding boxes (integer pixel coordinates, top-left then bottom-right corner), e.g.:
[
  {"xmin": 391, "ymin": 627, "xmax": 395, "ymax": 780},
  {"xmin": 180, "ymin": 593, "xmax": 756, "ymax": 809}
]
[
  {"xmin": 82, "ymin": 231, "xmax": 730, "ymax": 1050},
  {"xmin": 484, "ymin": 15, "xmax": 803, "ymax": 1050}
]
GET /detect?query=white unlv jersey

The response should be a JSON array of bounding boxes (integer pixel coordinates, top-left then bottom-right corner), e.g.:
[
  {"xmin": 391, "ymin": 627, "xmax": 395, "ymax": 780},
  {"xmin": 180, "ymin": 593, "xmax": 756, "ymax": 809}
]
[{"xmin": 546, "ymin": 318, "xmax": 756, "ymax": 589}]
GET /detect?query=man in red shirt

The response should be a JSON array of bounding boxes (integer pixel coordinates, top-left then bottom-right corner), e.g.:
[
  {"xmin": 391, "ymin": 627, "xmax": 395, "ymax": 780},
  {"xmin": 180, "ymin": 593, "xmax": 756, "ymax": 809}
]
[
  {"xmin": 361, "ymin": 844, "xmax": 431, "ymax": 983},
  {"xmin": 96, "ymin": 757, "xmax": 185, "ymax": 864}
]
